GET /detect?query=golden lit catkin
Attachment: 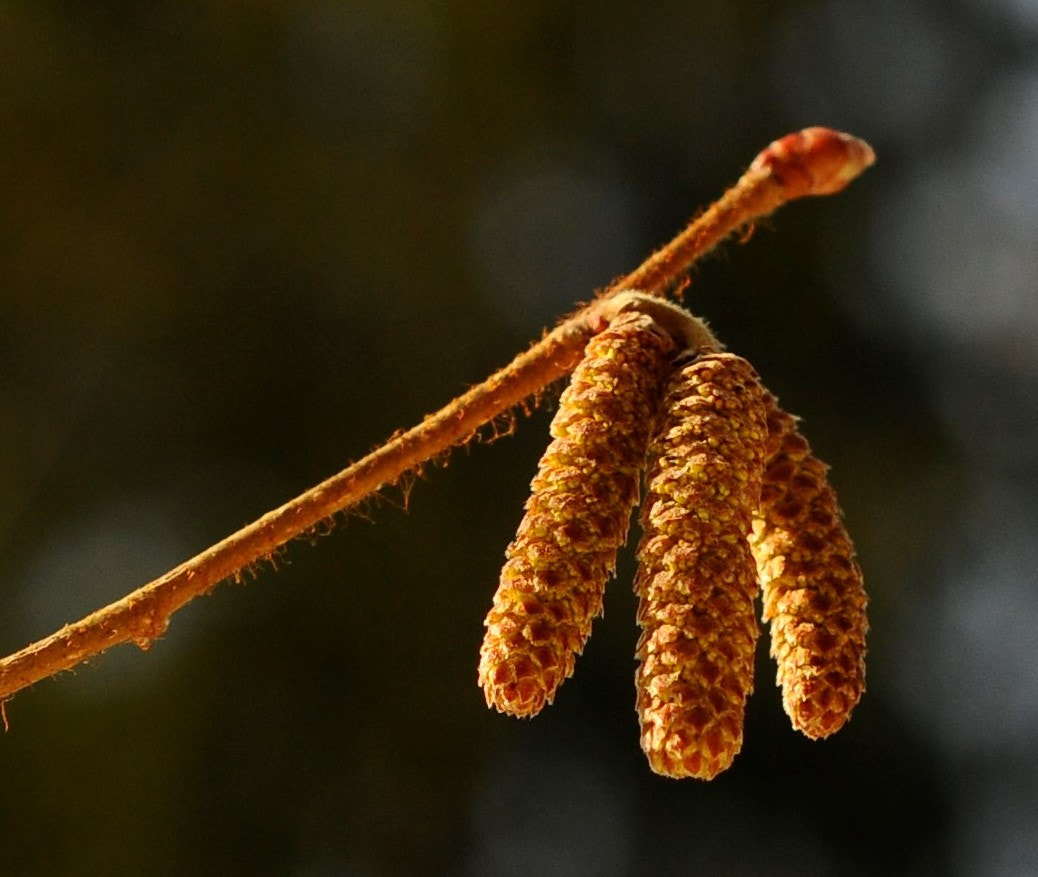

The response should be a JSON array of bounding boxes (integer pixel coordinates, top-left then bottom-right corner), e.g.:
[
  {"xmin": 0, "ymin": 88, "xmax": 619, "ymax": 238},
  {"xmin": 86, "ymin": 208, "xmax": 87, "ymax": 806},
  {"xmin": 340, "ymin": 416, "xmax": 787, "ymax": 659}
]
[
  {"xmin": 479, "ymin": 312, "xmax": 676, "ymax": 717},
  {"xmin": 751, "ymin": 397, "xmax": 868, "ymax": 739},
  {"xmin": 634, "ymin": 353, "xmax": 768, "ymax": 779}
]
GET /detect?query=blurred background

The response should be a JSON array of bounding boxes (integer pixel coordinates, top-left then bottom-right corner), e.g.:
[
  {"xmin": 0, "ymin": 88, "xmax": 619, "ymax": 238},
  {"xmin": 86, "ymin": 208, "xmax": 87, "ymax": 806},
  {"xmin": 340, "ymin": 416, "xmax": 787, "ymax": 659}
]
[{"xmin": 1, "ymin": 1, "xmax": 1036, "ymax": 874}]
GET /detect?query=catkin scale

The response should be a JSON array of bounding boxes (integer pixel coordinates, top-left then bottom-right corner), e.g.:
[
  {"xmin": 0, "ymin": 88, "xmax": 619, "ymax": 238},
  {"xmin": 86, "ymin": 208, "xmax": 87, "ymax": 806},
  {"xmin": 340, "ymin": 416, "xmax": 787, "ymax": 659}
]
[
  {"xmin": 634, "ymin": 353, "xmax": 769, "ymax": 779},
  {"xmin": 751, "ymin": 399, "xmax": 868, "ymax": 739},
  {"xmin": 479, "ymin": 312, "xmax": 676, "ymax": 717}
]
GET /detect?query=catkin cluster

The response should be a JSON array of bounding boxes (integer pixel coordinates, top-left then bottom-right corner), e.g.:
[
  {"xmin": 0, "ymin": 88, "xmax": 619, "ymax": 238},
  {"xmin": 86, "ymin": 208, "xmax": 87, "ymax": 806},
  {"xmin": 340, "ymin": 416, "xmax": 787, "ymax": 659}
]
[{"xmin": 478, "ymin": 296, "xmax": 868, "ymax": 778}]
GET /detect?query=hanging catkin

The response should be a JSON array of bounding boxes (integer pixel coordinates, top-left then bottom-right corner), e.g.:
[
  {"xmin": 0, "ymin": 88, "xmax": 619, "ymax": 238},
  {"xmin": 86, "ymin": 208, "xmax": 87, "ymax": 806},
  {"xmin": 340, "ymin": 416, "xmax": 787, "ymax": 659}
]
[
  {"xmin": 479, "ymin": 311, "xmax": 675, "ymax": 717},
  {"xmin": 634, "ymin": 352, "xmax": 768, "ymax": 779},
  {"xmin": 751, "ymin": 398, "xmax": 868, "ymax": 739}
]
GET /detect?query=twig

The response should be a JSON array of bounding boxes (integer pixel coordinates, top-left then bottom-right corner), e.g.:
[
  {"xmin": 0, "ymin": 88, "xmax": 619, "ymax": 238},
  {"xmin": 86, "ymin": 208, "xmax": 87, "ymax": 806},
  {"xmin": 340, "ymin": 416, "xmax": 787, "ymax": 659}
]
[{"xmin": 0, "ymin": 128, "xmax": 874, "ymax": 704}]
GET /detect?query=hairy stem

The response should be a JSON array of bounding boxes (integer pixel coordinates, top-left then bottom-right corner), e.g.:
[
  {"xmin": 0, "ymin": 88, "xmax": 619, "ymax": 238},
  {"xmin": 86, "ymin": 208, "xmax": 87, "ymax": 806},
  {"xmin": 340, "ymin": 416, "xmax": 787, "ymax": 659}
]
[{"xmin": 0, "ymin": 128, "xmax": 874, "ymax": 704}]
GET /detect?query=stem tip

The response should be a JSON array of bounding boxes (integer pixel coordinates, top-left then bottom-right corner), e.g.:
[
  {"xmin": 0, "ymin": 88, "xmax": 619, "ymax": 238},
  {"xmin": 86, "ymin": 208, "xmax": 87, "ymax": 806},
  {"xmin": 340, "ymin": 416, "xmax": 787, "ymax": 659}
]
[{"xmin": 750, "ymin": 127, "xmax": 875, "ymax": 198}]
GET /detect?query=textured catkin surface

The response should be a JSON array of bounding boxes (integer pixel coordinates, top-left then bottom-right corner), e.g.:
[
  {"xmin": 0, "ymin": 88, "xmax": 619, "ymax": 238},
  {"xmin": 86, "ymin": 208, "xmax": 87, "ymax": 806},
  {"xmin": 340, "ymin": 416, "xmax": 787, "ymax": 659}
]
[
  {"xmin": 751, "ymin": 398, "xmax": 868, "ymax": 739},
  {"xmin": 634, "ymin": 353, "xmax": 768, "ymax": 779},
  {"xmin": 479, "ymin": 312, "xmax": 676, "ymax": 717}
]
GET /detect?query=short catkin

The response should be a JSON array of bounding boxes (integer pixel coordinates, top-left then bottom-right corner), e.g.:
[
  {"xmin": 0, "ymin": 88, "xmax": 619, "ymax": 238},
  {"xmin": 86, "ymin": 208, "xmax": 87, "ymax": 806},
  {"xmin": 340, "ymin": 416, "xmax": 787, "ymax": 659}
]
[
  {"xmin": 634, "ymin": 352, "xmax": 769, "ymax": 779},
  {"xmin": 751, "ymin": 397, "xmax": 868, "ymax": 739},
  {"xmin": 479, "ymin": 311, "xmax": 676, "ymax": 717}
]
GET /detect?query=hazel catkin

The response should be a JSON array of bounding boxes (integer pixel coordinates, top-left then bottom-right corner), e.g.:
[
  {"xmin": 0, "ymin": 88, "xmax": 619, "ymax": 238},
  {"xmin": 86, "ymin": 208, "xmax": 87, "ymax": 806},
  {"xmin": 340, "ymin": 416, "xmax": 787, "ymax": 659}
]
[
  {"xmin": 634, "ymin": 352, "xmax": 769, "ymax": 779},
  {"xmin": 479, "ymin": 311, "xmax": 676, "ymax": 717},
  {"xmin": 751, "ymin": 397, "xmax": 868, "ymax": 739}
]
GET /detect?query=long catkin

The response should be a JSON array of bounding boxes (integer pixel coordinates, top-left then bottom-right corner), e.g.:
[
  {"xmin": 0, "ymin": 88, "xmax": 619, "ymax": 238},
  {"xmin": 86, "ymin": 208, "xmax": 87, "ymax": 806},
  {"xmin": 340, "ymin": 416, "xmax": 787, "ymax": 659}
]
[
  {"xmin": 751, "ymin": 398, "xmax": 868, "ymax": 739},
  {"xmin": 479, "ymin": 312, "xmax": 675, "ymax": 717},
  {"xmin": 634, "ymin": 353, "xmax": 769, "ymax": 779}
]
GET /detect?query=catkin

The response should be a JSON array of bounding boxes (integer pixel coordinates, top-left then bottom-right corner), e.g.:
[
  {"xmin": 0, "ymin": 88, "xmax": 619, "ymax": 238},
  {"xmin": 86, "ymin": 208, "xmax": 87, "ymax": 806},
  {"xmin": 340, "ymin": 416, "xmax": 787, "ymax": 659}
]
[
  {"xmin": 479, "ymin": 312, "xmax": 676, "ymax": 717},
  {"xmin": 751, "ymin": 397, "xmax": 868, "ymax": 739},
  {"xmin": 634, "ymin": 352, "xmax": 769, "ymax": 779}
]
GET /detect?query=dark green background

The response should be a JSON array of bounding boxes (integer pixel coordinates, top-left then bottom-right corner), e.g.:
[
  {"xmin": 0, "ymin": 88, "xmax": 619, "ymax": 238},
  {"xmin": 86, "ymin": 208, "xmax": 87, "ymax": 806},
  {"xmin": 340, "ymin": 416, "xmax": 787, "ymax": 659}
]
[{"xmin": 2, "ymin": 2, "xmax": 1035, "ymax": 875}]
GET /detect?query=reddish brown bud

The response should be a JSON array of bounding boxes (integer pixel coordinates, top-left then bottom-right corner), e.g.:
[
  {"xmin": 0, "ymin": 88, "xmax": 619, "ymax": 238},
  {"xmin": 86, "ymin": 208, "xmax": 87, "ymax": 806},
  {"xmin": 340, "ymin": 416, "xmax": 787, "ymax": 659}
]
[
  {"xmin": 750, "ymin": 127, "xmax": 876, "ymax": 199},
  {"xmin": 634, "ymin": 353, "xmax": 769, "ymax": 779},
  {"xmin": 480, "ymin": 312, "xmax": 676, "ymax": 717},
  {"xmin": 751, "ymin": 398, "xmax": 868, "ymax": 739}
]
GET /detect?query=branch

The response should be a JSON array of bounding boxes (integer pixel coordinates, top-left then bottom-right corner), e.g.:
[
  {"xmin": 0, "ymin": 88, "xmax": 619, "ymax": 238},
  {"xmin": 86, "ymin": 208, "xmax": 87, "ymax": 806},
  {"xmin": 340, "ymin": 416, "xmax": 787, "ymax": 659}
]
[{"xmin": 0, "ymin": 128, "xmax": 874, "ymax": 704}]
